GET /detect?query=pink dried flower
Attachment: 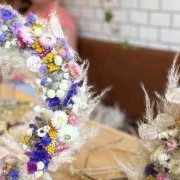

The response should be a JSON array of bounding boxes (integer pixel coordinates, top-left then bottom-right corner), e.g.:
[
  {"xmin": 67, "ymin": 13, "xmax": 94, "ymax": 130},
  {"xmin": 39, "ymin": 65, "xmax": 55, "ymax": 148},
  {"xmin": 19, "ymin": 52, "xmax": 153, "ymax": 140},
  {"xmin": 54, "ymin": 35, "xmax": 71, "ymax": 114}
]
[
  {"xmin": 16, "ymin": 38, "xmax": 26, "ymax": 48},
  {"xmin": 68, "ymin": 113, "xmax": 79, "ymax": 125},
  {"xmin": 166, "ymin": 138, "xmax": 177, "ymax": 153},
  {"xmin": 18, "ymin": 26, "xmax": 34, "ymax": 45},
  {"xmin": 69, "ymin": 62, "xmax": 82, "ymax": 79},
  {"xmin": 156, "ymin": 173, "xmax": 168, "ymax": 180},
  {"xmin": 39, "ymin": 33, "xmax": 57, "ymax": 49},
  {"xmin": 62, "ymin": 64, "xmax": 69, "ymax": 72},
  {"xmin": 54, "ymin": 144, "xmax": 69, "ymax": 155},
  {"xmin": 58, "ymin": 48, "xmax": 66, "ymax": 58}
]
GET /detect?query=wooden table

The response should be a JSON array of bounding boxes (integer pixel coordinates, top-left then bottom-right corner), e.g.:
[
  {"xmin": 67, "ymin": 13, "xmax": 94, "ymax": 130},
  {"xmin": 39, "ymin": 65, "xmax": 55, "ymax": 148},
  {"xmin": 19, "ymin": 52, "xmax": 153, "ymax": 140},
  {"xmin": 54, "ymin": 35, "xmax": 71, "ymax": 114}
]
[{"xmin": 1, "ymin": 84, "xmax": 138, "ymax": 180}]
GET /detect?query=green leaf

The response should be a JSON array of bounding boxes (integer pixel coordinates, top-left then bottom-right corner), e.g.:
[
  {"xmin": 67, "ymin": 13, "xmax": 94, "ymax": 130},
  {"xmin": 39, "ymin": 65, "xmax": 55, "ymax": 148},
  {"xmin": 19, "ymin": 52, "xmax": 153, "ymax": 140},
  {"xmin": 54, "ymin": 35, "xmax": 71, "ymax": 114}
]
[{"xmin": 104, "ymin": 11, "xmax": 113, "ymax": 22}]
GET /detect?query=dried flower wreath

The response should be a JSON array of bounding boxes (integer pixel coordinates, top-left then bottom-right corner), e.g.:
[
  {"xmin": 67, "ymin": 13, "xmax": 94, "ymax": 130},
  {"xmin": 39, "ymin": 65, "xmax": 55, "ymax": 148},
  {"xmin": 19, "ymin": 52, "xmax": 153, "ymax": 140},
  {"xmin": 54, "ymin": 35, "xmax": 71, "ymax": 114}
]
[
  {"xmin": 0, "ymin": 5, "xmax": 103, "ymax": 180},
  {"xmin": 118, "ymin": 55, "xmax": 180, "ymax": 180}
]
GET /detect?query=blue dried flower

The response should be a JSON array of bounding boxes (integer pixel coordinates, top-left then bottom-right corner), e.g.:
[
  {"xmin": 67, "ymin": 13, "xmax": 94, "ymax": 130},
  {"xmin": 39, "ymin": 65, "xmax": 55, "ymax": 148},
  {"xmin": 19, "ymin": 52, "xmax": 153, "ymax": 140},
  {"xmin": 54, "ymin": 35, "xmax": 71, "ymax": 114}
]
[
  {"xmin": 25, "ymin": 12, "xmax": 36, "ymax": 25},
  {"xmin": 9, "ymin": 168, "xmax": 19, "ymax": 180},
  {"xmin": 31, "ymin": 149, "xmax": 51, "ymax": 162},
  {"xmin": 63, "ymin": 83, "xmax": 78, "ymax": 107},
  {"xmin": 41, "ymin": 77, "xmax": 47, "ymax": 86},
  {"xmin": 46, "ymin": 97, "xmax": 61, "ymax": 110},
  {"xmin": 38, "ymin": 65, "xmax": 47, "ymax": 77},
  {"xmin": 38, "ymin": 135, "xmax": 51, "ymax": 147},
  {"xmin": 0, "ymin": 8, "xmax": 17, "ymax": 23},
  {"xmin": 0, "ymin": 31, "xmax": 8, "ymax": 44},
  {"xmin": 42, "ymin": 159, "xmax": 49, "ymax": 170}
]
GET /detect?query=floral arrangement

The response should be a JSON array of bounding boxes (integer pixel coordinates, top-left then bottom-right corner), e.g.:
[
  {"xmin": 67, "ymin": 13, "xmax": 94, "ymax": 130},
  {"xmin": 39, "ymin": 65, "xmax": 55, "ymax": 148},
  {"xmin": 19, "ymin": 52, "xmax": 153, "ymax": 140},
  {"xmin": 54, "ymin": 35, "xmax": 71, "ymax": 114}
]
[
  {"xmin": 0, "ymin": 5, "xmax": 103, "ymax": 180},
  {"xmin": 118, "ymin": 55, "xmax": 180, "ymax": 180}
]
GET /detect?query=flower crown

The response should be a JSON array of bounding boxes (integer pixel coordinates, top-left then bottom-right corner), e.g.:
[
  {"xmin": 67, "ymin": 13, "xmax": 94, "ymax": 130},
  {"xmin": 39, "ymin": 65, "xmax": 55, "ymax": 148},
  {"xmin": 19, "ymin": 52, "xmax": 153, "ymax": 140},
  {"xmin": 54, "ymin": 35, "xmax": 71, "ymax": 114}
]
[
  {"xmin": 118, "ymin": 55, "xmax": 180, "ymax": 180},
  {"xmin": 0, "ymin": 5, "xmax": 102, "ymax": 180}
]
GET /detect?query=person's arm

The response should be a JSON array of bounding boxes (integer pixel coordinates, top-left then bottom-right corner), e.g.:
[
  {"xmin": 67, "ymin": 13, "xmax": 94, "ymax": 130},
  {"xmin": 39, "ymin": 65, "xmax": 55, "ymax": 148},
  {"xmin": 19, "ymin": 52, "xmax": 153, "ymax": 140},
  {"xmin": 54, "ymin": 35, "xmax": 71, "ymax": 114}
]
[{"xmin": 63, "ymin": 29, "xmax": 77, "ymax": 51}]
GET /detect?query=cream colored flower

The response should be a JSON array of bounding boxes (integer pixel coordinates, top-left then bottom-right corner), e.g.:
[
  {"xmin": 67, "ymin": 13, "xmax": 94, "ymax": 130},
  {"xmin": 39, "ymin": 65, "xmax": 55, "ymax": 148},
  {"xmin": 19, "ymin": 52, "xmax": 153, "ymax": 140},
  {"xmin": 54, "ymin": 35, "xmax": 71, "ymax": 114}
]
[{"xmin": 51, "ymin": 111, "xmax": 68, "ymax": 129}]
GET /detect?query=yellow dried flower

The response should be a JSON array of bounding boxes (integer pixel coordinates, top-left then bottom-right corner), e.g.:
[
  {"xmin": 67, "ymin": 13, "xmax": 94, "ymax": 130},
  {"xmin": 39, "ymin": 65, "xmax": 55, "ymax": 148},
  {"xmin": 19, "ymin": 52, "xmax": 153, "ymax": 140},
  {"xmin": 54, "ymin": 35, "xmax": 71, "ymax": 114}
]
[
  {"xmin": 48, "ymin": 130, "xmax": 58, "ymax": 140},
  {"xmin": 31, "ymin": 40, "xmax": 45, "ymax": 53},
  {"xmin": 43, "ymin": 51, "xmax": 57, "ymax": 64},
  {"xmin": 48, "ymin": 63, "xmax": 59, "ymax": 72},
  {"xmin": 146, "ymin": 175, "xmax": 156, "ymax": 180},
  {"xmin": 4, "ymin": 164, "xmax": 12, "ymax": 174},
  {"xmin": 31, "ymin": 21, "xmax": 44, "ymax": 30},
  {"xmin": 45, "ymin": 143, "xmax": 55, "ymax": 155},
  {"xmin": 21, "ymin": 135, "xmax": 31, "ymax": 144}
]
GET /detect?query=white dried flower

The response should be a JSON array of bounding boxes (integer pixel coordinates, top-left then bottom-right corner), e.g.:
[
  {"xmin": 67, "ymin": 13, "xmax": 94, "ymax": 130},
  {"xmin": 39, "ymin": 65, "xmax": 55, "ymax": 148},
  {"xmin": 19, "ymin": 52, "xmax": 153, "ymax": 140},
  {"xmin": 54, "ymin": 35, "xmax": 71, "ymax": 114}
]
[
  {"xmin": 26, "ymin": 55, "xmax": 42, "ymax": 72},
  {"xmin": 63, "ymin": 73, "xmax": 69, "ymax": 79},
  {"xmin": 58, "ymin": 125, "xmax": 79, "ymax": 143},
  {"xmin": 0, "ymin": 25, "xmax": 8, "ymax": 31},
  {"xmin": 47, "ymin": 89, "xmax": 56, "ymax": 98},
  {"xmin": 34, "ymin": 106, "xmax": 45, "ymax": 114},
  {"xmin": 158, "ymin": 132, "xmax": 169, "ymax": 140},
  {"xmin": 27, "ymin": 128, "xmax": 33, "ymax": 136},
  {"xmin": 5, "ymin": 41, "xmax": 11, "ymax": 48},
  {"xmin": 37, "ymin": 127, "xmax": 47, "ymax": 137},
  {"xmin": 51, "ymin": 111, "xmax": 68, "ymax": 129},
  {"xmin": 54, "ymin": 55, "xmax": 62, "ymax": 66},
  {"xmin": 59, "ymin": 82, "xmax": 69, "ymax": 90},
  {"xmin": 157, "ymin": 153, "xmax": 171, "ymax": 167},
  {"xmin": 37, "ymin": 161, "xmax": 45, "ymax": 170},
  {"xmin": 11, "ymin": 39, "xmax": 17, "ymax": 46},
  {"xmin": 35, "ymin": 170, "xmax": 43, "ymax": 178},
  {"xmin": 56, "ymin": 89, "xmax": 65, "ymax": 98},
  {"xmin": 44, "ymin": 125, "xmax": 51, "ymax": 132}
]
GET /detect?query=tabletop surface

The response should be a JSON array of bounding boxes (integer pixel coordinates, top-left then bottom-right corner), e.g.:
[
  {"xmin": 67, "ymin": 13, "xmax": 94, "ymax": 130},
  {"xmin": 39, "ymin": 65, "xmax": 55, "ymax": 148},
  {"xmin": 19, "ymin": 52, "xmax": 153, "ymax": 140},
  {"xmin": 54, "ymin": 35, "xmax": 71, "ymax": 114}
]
[{"xmin": 0, "ymin": 84, "xmax": 138, "ymax": 180}]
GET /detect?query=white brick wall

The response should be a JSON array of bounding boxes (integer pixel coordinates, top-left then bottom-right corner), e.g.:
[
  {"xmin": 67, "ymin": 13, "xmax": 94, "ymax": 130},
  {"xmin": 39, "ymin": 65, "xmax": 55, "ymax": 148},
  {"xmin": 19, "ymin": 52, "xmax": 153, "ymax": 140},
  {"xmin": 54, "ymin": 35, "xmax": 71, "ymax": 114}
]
[
  {"xmin": 139, "ymin": 27, "xmax": 158, "ymax": 41},
  {"xmin": 150, "ymin": 13, "xmax": 170, "ymax": 27},
  {"xmin": 173, "ymin": 14, "xmax": 180, "ymax": 28},
  {"xmin": 121, "ymin": 0, "xmax": 138, "ymax": 9},
  {"xmin": 162, "ymin": 0, "xmax": 180, "ymax": 11},
  {"xmin": 140, "ymin": 0, "xmax": 159, "ymax": 10},
  {"xmin": 121, "ymin": 24, "xmax": 137, "ymax": 38},
  {"xmin": 130, "ymin": 11, "xmax": 148, "ymax": 24},
  {"xmin": 64, "ymin": 0, "xmax": 180, "ymax": 52},
  {"xmin": 113, "ymin": 10, "xmax": 128, "ymax": 22}
]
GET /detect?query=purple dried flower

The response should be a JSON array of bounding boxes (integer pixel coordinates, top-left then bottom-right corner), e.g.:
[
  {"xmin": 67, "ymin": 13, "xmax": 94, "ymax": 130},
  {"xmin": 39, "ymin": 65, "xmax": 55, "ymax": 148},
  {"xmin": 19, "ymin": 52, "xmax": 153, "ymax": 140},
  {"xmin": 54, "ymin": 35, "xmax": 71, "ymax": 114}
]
[
  {"xmin": 63, "ymin": 83, "xmax": 78, "ymax": 107},
  {"xmin": 66, "ymin": 50, "xmax": 72, "ymax": 60},
  {"xmin": 38, "ymin": 135, "xmax": 51, "ymax": 147},
  {"xmin": 29, "ymin": 124, "xmax": 38, "ymax": 134},
  {"xmin": 31, "ymin": 149, "xmax": 51, "ymax": 162},
  {"xmin": 27, "ymin": 161, "xmax": 37, "ymax": 174},
  {"xmin": 25, "ymin": 12, "xmax": 36, "ymax": 25},
  {"xmin": 35, "ymin": 116, "xmax": 44, "ymax": 121},
  {"xmin": 45, "ymin": 48, "xmax": 52, "ymax": 54},
  {"xmin": 10, "ymin": 22, "xmax": 22, "ymax": 36},
  {"xmin": 25, "ymin": 151, "xmax": 32, "ymax": 156},
  {"xmin": 9, "ymin": 168, "xmax": 19, "ymax": 180},
  {"xmin": 0, "ymin": 8, "xmax": 17, "ymax": 23}
]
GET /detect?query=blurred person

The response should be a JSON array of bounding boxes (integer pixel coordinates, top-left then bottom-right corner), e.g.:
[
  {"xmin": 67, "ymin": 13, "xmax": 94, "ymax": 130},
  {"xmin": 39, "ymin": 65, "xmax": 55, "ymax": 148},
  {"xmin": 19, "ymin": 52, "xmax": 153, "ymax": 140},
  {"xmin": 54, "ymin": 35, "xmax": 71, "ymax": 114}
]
[
  {"xmin": 0, "ymin": 0, "xmax": 6, "ymax": 4},
  {"xmin": 10, "ymin": 0, "xmax": 31, "ymax": 14},
  {"xmin": 26, "ymin": 0, "xmax": 77, "ymax": 50}
]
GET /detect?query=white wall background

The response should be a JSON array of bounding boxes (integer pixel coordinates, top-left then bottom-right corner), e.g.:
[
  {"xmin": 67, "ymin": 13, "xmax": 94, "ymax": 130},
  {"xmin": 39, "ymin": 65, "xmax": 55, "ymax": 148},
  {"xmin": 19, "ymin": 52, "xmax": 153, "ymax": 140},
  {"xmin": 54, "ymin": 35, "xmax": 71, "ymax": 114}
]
[{"xmin": 64, "ymin": 0, "xmax": 180, "ymax": 51}]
